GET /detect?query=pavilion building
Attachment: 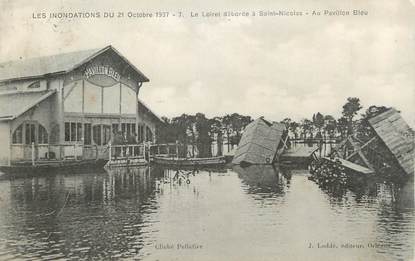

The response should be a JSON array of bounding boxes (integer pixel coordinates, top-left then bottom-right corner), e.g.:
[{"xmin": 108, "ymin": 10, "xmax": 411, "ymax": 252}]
[{"xmin": 0, "ymin": 45, "xmax": 162, "ymax": 167}]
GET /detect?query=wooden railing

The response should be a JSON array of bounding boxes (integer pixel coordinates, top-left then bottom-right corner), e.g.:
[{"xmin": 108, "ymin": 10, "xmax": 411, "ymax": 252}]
[
  {"xmin": 10, "ymin": 143, "xmax": 100, "ymax": 166},
  {"xmin": 108, "ymin": 144, "xmax": 146, "ymax": 163},
  {"xmin": 149, "ymin": 143, "xmax": 179, "ymax": 158}
]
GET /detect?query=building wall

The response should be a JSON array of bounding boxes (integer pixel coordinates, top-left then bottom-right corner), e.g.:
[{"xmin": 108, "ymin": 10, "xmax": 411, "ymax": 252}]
[
  {"xmin": 10, "ymin": 95, "xmax": 53, "ymax": 136},
  {"xmin": 137, "ymin": 111, "xmax": 157, "ymax": 142},
  {"xmin": 64, "ymin": 81, "xmax": 137, "ymax": 115},
  {"xmin": 0, "ymin": 122, "xmax": 10, "ymax": 166},
  {"xmin": 48, "ymin": 77, "xmax": 64, "ymax": 143},
  {"xmin": 0, "ymin": 79, "xmax": 48, "ymax": 93}
]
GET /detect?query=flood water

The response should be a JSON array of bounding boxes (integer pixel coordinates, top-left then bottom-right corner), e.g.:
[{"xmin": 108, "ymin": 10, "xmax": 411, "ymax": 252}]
[{"xmin": 0, "ymin": 166, "xmax": 413, "ymax": 260}]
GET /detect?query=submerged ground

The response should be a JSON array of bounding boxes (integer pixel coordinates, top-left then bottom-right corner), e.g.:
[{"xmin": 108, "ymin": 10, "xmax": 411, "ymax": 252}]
[{"xmin": 0, "ymin": 166, "xmax": 413, "ymax": 260}]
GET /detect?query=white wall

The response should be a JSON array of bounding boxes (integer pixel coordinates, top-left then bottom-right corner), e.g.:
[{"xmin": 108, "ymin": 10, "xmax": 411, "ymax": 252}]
[{"xmin": 64, "ymin": 81, "xmax": 137, "ymax": 115}]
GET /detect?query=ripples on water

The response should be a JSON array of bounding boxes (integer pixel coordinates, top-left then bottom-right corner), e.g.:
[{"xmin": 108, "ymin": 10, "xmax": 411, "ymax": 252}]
[{"xmin": 0, "ymin": 165, "xmax": 413, "ymax": 260}]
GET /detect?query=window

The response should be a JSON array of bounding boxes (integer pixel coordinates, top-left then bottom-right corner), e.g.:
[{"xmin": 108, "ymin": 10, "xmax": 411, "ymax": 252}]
[
  {"xmin": 12, "ymin": 124, "xmax": 23, "ymax": 144},
  {"xmin": 76, "ymin": 123, "xmax": 82, "ymax": 142},
  {"xmin": 70, "ymin": 122, "xmax": 76, "ymax": 141},
  {"xmin": 93, "ymin": 125, "xmax": 102, "ymax": 145},
  {"xmin": 138, "ymin": 125, "xmax": 144, "ymax": 143},
  {"xmin": 65, "ymin": 121, "xmax": 83, "ymax": 142},
  {"xmin": 28, "ymin": 81, "xmax": 40, "ymax": 89},
  {"xmin": 103, "ymin": 125, "xmax": 111, "ymax": 145},
  {"xmin": 120, "ymin": 123, "xmax": 136, "ymax": 137},
  {"xmin": 65, "ymin": 122, "xmax": 70, "ymax": 141},
  {"xmin": 25, "ymin": 123, "xmax": 36, "ymax": 144},
  {"xmin": 38, "ymin": 125, "xmax": 48, "ymax": 144},
  {"xmin": 84, "ymin": 123, "xmax": 91, "ymax": 145},
  {"xmin": 112, "ymin": 123, "xmax": 119, "ymax": 134}
]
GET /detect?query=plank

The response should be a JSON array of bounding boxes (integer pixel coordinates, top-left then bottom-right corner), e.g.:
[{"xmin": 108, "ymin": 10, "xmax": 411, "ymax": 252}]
[{"xmin": 324, "ymin": 157, "xmax": 374, "ymax": 175}]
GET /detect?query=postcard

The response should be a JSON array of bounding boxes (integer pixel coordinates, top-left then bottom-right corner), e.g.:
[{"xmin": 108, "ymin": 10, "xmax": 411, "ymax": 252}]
[{"xmin": 0, "ymin": 0, "xmax": 413, "ymax": 260}]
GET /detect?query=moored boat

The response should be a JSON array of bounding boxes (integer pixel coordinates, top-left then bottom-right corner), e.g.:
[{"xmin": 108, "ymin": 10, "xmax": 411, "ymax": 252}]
[{"xmin": 151, "ymin": 156, "xmax": 226, "ymax": 167}]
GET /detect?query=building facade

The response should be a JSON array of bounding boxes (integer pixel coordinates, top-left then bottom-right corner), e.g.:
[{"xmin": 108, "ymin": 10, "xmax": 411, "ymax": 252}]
[{"xmin": 0, "ymin": 46, "xmax": 161, "ymax": 166}]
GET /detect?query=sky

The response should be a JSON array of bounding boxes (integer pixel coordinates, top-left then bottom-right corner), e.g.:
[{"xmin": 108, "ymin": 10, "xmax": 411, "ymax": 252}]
[{"xmin": 0, "ymin": 0, "xmax": 414, "ymax": 124}]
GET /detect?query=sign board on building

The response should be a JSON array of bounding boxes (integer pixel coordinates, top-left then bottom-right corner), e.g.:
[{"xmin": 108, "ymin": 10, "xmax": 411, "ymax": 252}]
[{"xmin": 84, "ymin": 65, "xmax": 121, "ymax": 87}]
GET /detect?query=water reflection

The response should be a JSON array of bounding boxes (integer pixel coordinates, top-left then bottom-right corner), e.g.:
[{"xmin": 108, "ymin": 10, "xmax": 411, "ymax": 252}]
[
  {"xmin": 0, "ymin": 166, "xmax": 413, "ymax": 260},
  {"xmin": 233, "ymin": 165, "xmax": 290, "ymax": 196},
  {"xmin": 0, "ymin": 167, "xmax": 164, "ymax": 259}
]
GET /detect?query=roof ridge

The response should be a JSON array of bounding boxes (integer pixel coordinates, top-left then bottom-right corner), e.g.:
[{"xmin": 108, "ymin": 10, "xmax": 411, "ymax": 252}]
[
  {"xmin": 0, "ymin": 47, "xmax": 104, "ymax": 65},
  {"xmin": 0, "ymin": 45, "xmax": 149, "ymax": 84}
]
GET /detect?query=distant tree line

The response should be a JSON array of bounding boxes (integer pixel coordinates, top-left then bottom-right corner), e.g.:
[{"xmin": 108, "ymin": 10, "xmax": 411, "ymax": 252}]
[
  {"xmin": 157, "ymin": 113, "xmax": 252, "ymax": 157},
  {"xmin": 281, "ymin": 97, "xmax": 394, "ymax": 142},
  {"xmin": 156, "ymin": 97, "xmax": 396, "ymax": 157}
]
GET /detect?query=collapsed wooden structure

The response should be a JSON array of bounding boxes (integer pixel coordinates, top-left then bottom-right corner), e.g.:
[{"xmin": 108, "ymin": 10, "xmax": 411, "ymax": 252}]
[
  {"xmin": 368, "ymin": 108, "xmax": 414, "ymax": 176},
  {"xmin": 330, "ymin": 109, "xmax": 414, "ymax": 176},
  {"xmin": 232, "ymin": 117, "xmax": 287, "ymax": 165}
]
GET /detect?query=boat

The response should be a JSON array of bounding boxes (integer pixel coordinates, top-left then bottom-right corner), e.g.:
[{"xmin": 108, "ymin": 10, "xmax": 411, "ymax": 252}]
[
  {"xmin": 0, "ymin": 159, "xmax": 108, "ymax": 176},
  {"xmin": 151, "ymin": 156, "xmax": 226, "ymax": 167}
]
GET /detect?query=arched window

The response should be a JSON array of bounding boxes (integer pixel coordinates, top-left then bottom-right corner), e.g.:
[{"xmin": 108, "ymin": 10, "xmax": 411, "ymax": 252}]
[
  {"xmin": 25, "ymin": 123, "xmax": 36, "ymax": 145},
  {"xmin": 38, "ymin": 124, "xmax": 48, "ymax": 144},
  {"xmin": 28, "ymin": 81, "xmax": 40, "ymax": 89},
  {"xmin": 12, "ymin": 124, "xmax": 23, "ymax": 144},
  {"xmin": 12, "ymin": 122, "xmax": 49, "ymax": 144}
]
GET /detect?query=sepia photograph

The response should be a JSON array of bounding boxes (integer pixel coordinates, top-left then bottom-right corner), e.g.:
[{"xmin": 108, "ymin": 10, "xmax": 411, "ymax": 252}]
[{"xmin": 0, "ymin": 0, "xmax": 413, "ymax": 260}]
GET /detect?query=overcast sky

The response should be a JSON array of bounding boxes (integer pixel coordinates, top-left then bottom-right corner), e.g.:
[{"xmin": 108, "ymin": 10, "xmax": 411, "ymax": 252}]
[{"xmin": 0, "ymin": 0, "xmax": 414, "ymax": 124}]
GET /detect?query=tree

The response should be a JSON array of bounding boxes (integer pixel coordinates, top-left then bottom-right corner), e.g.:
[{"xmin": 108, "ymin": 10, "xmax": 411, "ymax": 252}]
[
  {"xmin": 209, "ymin": 117, "xmax": 223, "ymax": 156},
  {"xmin": 323, "ymin": 115, "xmax": 337, "ymax": 138},
  {"xmin": 312, "ymin": 112, "xmax": 325, "ymax": 134},
  {"xmin": 337, "ymin": 116, "xmax": 348, "ymax": 139},
  {"xmin": 195, "ymin": 113, "xmax": 212, "ymax": 157},
  {"xmin": 342, "ymin": 97, "xmax": 362, "ymax": 135},
  {"xmin": 170, "ymin": 114, "xmax": 194, "ymax": 156},
  {"xmin": 281, "ymin": 118, "xmax": 292, "ymax": 130},
  {"xmin": 289, "ymin": 121, "xmax": 300, "ymax": 139},
  {"xmin": 222, "ymin": 114, "xmax": 234, "ymax": 152},
  {"xmin": 300, "ymin": 119, "xmax": 313, "ymax": 139},
  {"xmin": 356, "ymin": 105, "xmax": 391, "ymax": 142},
  {"xmin": 222, "ymin": 113, "xmax": 252, "ymax": 150}
]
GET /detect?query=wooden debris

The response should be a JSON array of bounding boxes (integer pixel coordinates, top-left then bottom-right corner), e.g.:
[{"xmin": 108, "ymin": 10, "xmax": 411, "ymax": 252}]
[
  {"xmin": 232, "ymin": 117, "xmax": 286, "ymax": 165},
  {"xmin": 368, "ymin": 108, "xmax": 414, "ymax": 176}
]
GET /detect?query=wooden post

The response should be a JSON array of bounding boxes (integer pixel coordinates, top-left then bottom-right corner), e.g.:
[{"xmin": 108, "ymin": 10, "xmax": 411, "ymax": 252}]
[
  {"xmin": 8, "ymin": 126, "xmax": 11, "ymax": 166},
  {"xmin": 31, "ymin": 142, "xmax": 35, "ymax": 166},
  {"xmin": 108, "ymin": 144, "xmax": 112, "ymax": 165},
  {"xmin": 136, "ymin": 88, "xmax": 139, "ymax": 143},
  {"xmin": 167, "ymin": 145, "xmax": 170, "ymax": 157},
  {"xmin": 74, "ymin": 144, "xmax": 77, "ymax": 160},
  {"xmin": 157, "ymin": 145, "xmax": 160, "ymax": 156},
  {"xmin": 175, "ymin": 141, "xmax": 179, "ymax": 159}
]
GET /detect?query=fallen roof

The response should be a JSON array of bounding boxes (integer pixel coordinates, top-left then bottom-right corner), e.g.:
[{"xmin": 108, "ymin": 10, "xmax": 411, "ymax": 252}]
[
  {"xmin": 368, "ymin": 108, "xmax": 414, "ymax": 176},
  {"xmin": 0, "ymin": 90, "xmax": 56, "ymax": 121},
  {"xmin": 232, "ymin": 117, "xmax": 285, "ymax": 165},
  {"xmin": 0, "ymin": 45, "xmax": 149, "ymax": 83}
]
